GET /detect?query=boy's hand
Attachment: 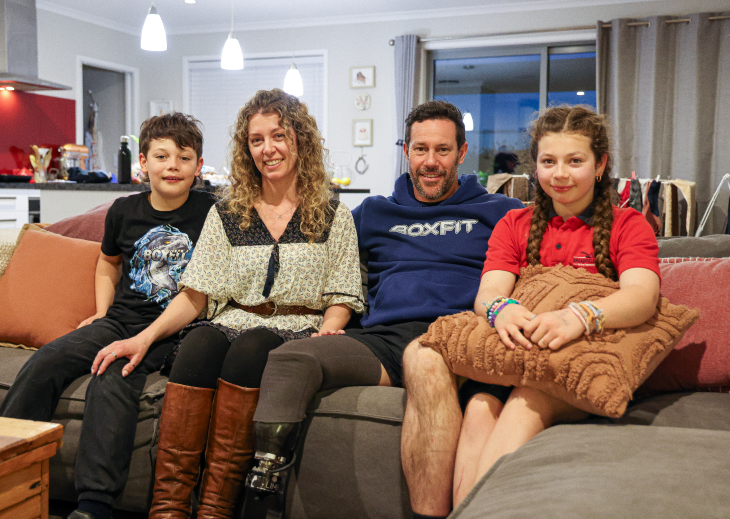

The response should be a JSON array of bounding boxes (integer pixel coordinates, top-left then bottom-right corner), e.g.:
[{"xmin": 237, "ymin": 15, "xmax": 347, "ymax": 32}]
[
  {"xmin": 522, "ymin": 308, "xmax": 584, "ymax": 351},
  {"xmin": 77, "ymin": 312, "xmax": 106, "ymax": 329},
  {"xmin": 91, "ymin": 335, "xmax": 153, "ymax": 377}
]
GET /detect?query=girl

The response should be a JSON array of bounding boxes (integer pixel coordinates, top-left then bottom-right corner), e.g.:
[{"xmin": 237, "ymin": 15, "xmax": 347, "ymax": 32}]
[{"xmin": 453, "ymin": 105, "xmax": 661, "ymax": 506}]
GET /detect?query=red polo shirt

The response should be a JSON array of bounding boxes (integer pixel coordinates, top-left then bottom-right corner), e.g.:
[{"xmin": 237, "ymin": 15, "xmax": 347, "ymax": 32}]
[{"xmin": 482, "ymin": 205, "xmax": 660, "ymax": 279}]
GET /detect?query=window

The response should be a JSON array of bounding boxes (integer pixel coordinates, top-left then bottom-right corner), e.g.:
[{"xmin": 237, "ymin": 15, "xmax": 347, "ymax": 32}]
[
  {"xmin": 431, "ymin": 44, "xmax": 595, "ymax": 181},
  {"xmin": 185, "ymin": 54, "xmax": 325, "ymax": 173}
]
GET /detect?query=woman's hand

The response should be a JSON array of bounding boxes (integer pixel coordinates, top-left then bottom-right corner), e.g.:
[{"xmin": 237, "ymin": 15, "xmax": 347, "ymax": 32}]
[
  {"xmin": 522, "ymin": 308, "xmax": 584, "ymax": 351},
  {"xmin": 311, "ymin": 329, "xmax": 346, "ymax": 338},
  {"xmin": 494, "ymin": 304, "xmax": 537, "ymax": 350},
  {"xmin": 91, "ymin": 335, "xmax": 153, "ymax": 378},
  {"xmin": 77, "ymin": 312, "xmax": 106, "ymax": 329}
]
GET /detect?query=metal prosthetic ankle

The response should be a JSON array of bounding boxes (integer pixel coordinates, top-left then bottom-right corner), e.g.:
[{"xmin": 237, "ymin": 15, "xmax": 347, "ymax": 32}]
[{"xmin": 245, "ymin": 422, "xmax": 301, "ymax": 495}]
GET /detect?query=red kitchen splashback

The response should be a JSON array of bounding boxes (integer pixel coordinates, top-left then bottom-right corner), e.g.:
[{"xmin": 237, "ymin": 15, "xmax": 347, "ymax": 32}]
[{"xmin": 0, "ymin": 90, "xmax": 75, "ymax": 174}]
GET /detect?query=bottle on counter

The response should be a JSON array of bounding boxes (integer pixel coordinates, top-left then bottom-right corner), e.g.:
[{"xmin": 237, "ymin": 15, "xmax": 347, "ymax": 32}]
[{"xmin": 118, "ymin": 136, "xmax": 132, "ymax": 184}]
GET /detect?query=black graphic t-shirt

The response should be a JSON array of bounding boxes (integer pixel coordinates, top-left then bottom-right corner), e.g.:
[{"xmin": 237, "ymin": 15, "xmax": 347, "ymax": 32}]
[{"xmin": 101, "ymin": 190, "xmax": 216, "ymax": 325}]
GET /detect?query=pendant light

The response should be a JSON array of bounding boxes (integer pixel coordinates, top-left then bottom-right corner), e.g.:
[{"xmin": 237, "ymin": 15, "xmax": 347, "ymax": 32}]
[
  {"xmin": 283, "ymin": 61, "xmax": 304, "ymax": 97},
  {"xmin": 141, "ymin": 2, "xmax": 167, "ymax": 51},
  {"xmin": 282, "ymin": 0, "xmax": 303, "ymax": 96},
  {"xmin": 221, "ymin": 0, "xmax": 244, "ymax": 70},
  {"xmin": 463, "ymin": 112, "xmax": 474, "ymax": 132}
]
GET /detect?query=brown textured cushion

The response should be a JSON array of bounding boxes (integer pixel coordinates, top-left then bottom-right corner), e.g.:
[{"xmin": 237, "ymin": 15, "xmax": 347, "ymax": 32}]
[
  {"xmin": 0, "ymin": 229, "xmax": 100, "ymax": 349},
  {"xmin": 419, "ymin": 265, "xmax": 699, "ymax": 418}
]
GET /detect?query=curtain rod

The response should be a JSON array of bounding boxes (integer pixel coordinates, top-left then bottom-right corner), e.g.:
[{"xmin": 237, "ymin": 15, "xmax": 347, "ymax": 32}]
[{"xmin": 389, "ymin": 15, "xmax": 730, "ymax": 45}]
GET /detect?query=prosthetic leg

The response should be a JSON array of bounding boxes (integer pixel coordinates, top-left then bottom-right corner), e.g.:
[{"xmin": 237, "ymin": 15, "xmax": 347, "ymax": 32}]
[{"xmin": 241, "ymin": 422, "xmax": 301, "ymax": 519}]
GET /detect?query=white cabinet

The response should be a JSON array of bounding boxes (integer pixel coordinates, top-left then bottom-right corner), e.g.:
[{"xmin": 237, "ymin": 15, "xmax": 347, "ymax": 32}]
[{"xmin": 0, "ymin": 189, "xmax": 40, "ymax": 229}]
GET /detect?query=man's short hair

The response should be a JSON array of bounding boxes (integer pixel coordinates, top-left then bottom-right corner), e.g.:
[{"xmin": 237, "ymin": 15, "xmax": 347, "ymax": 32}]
[
  {"xmin": 404, "ymin": 100, "xmax": 466, "ymax": 151},
  {"xmin": 139, "ymin": 112, "xmax": 204, "ymax": 159}
]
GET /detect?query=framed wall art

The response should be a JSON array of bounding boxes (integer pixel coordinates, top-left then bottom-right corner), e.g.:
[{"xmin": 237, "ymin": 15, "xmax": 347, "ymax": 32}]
[
  {"xmin": 353, "ymin": 119, "xmax": 373, "ymax": 147},
  {"xmin": 350, "ymin": 66, "xmax": 375, "ymax": 88},
  {"xmin": 150, "ymin": 100, "xmax": 173, "ymax": 117}
]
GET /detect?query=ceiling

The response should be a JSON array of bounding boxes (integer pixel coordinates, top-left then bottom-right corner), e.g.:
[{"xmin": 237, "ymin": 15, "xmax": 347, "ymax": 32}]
[{"xmin": 37, "ymin": 0, "xmax": 644, "ymax": 36}]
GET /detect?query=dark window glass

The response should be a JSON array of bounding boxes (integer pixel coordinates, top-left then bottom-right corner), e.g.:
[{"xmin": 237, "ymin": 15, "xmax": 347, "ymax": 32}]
[{"xmin": 547, "ymin": 51, "xmax": 596, "ymax": 109}]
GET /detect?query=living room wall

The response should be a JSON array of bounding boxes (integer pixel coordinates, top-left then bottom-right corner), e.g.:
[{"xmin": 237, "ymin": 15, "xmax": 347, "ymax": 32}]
[{"xmin": 35, "ymin": 0, "xmax": 729, "ymax": 206}]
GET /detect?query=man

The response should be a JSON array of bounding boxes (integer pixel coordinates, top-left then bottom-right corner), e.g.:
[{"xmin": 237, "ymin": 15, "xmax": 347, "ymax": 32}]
[{"xmin": 242, "ymin": 100, "xmax": 523, "ymax": 517}]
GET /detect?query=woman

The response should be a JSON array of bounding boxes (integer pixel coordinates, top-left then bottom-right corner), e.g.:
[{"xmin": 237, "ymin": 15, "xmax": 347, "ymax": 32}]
[{"xmin": 93, "ymin": 89, "xmax": 364, "ymax": 519}]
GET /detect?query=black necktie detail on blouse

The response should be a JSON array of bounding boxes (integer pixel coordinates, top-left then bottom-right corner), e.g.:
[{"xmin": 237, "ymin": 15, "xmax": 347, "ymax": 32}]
[{"xmin": 262, "ymin": 242, "xmax": 280, "ymax": 298}]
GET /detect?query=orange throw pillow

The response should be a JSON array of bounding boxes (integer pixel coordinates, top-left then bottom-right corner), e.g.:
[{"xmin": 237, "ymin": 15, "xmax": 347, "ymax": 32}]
[
  {"xmin": 419, "ymin": 265, "xmax": 699, "ymax": 418},
  {"xmin": 0, "ymin": 229, "xmax": 100, "ymax": 349}
]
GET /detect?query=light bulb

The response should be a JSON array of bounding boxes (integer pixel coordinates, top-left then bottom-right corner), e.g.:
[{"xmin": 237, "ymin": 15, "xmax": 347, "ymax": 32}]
[
  {"xmin": 221, "ymin": 33, "xmax": 244, "ymax": 70},
  {"xmin": 463, "ymin": 112, "xmax": 474, "ymax": 132},
  {"xmin": 141, "ymin": 3, "xmax": 167, "ymax": 51},
  {"xmin": 283, "ymin": 62, "xmax": 304, "ymax": 97}
]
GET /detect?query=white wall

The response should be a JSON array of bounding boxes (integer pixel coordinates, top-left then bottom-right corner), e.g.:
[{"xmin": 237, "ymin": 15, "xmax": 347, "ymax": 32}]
[{"xmin": 37, "ymin": 0, "xmax": 729, "ymax": 206}]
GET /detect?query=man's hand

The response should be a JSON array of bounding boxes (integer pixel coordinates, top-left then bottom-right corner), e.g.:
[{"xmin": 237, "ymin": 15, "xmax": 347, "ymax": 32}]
[
  {"xmin": 91, "ymin": 335, "xmax": 153, "ymax": 377},
  {"xmin": 311, "ymin": 329, "xmax": 346, "ymax": 338},
  {"xmin": 494, "ymin": 304, "xmax": 536, "ymax": 350},
  {"xmin": 77, "ymin": 313, "xmax": 106, "ymax": 329},
  {"xmin": 522, "ymin": 308, "xmax": 584, "ymax": 351}
]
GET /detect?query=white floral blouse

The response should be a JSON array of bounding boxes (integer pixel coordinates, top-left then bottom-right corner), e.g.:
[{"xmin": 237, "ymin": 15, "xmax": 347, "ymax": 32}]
[{"xmin": 178, "ymin": 199, "xmax": 364, "ymax": 340}]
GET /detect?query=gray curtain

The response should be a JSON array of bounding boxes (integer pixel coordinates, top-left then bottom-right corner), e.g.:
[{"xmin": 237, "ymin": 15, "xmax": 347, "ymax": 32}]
[
  {"xmin": 393, "ymin": 35, "xmax": 419, "ymax": 183},
  {"xmin": 597, "ymin": 12, "xmax": 730, "ymax": 235}
]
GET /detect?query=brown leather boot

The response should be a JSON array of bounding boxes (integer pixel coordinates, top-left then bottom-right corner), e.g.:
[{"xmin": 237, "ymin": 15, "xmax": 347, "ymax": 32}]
[
  {"xmin": 197, "ymin": 379, "xmax": 259, "ymax": 519},
  {"xmin": 149, "ymin": 382, "xmax": 215, "ymax": 519}
]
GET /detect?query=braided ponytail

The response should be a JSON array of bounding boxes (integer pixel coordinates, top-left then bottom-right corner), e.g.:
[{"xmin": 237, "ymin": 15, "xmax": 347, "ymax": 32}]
[{"xmin": 528, "ymin": 105, "xmax": 616, "ymax": 279}]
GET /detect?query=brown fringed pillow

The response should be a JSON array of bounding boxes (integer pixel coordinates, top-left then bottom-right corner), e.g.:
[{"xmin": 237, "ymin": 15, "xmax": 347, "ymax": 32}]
[{"xmin": 419, "ymin": 265, "xmax": 699, "ymax": 418}]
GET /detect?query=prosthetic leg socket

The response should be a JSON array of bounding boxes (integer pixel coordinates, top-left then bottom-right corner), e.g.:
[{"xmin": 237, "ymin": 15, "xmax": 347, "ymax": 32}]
[{"xmin": 245, "ymin": 422, "xmax": 301, "ymax": 495}]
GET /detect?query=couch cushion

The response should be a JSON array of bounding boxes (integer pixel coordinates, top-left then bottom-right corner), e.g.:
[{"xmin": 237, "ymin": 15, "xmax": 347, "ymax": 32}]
[
  {"xmin": 451, "ymin": 421, "xmax": 730, "ymax": 519},
  {"xmin": 0, "ymin": 228, "xmax": 100, "ymax": 349},
  {"xmin": 45, "ymin": 197, "xmax": 123, "ymax": 243},
  {"xmin": 657, "ymin": 233, "xmax": 730, "ymax": 259},
  {"xmin": 638, "ymin": 257, "xmax": 730, "ymax": 394},
  {"xmin": 420, "ymin": 265, "xmax": 699, "ymax": 418},
  {"xmin": 286, "ymin": 386, "xmax": 410, "ymax": 519}
]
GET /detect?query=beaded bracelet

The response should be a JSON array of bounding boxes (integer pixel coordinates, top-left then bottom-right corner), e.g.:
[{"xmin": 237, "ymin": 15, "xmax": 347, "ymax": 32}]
[
  {"xmin": 567, "ymin": 301, "xmax": 605, "ymax": 336},
  {"xmin": 485, "ymin": 295, "xmax": 520, "ymax": 327}
]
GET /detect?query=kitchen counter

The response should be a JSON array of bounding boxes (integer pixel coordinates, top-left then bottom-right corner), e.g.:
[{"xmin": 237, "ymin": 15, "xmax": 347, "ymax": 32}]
[{"xmin": 0, "ymin": 183, "xmax": 370, "ymax": 226}]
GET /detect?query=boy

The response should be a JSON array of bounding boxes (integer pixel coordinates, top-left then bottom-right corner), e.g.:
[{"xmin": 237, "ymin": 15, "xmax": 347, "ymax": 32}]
[{"xmin": 0, "ymin": 112, "xmax": 215, "ymax": 519}]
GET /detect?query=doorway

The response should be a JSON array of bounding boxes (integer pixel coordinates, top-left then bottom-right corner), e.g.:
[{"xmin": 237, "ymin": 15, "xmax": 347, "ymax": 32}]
[{"xmin": 75, "ymin": 57, "xmax": 140, "ymax": 176}]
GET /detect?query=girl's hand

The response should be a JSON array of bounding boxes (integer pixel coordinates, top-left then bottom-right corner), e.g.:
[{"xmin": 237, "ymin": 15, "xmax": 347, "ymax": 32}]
[
  {"xmin": 494, "ymin": 304, "xmax": 537, "ymax": 351},
  {"xmin": 522, "ymin": 308, "xmax": 584, "ymax": 350},
  {"xmin": 311, "ymin": 329, "xmax": 346, "ymax": 338}
]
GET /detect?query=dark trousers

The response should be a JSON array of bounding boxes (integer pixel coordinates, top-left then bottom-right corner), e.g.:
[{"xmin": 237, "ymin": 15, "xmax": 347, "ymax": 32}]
[{"xmin": 0, "ymin": 317, "xmax": 175, "ymax": 506}]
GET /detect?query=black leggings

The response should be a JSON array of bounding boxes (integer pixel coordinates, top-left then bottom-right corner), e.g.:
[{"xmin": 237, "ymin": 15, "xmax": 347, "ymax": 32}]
[
  {"xmin": 168, "ymin": 326, "xmax": 284, "ymax": 389},
  {"xmin": 253, "ymin": 334, "xmax": 383, "ymax": 423}
]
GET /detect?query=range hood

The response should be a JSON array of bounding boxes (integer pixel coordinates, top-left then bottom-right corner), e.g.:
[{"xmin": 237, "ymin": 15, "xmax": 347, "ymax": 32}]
[{"xmin": 0, "ymin": 0, "xmax": 71, "ymax": 91}]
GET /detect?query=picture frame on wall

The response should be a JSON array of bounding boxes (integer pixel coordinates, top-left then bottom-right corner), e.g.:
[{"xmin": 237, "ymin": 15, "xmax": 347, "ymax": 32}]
[
  {"xmin": 353, "ymin": 119, "xmax": 373, "ymax": 147},
  {"xmin": 150, "ymin": 100, "xmax": 173, "ymax": 117},
  {"xmin": 350, "ymin": 66, "xmax": 375, "ymax": 88}
]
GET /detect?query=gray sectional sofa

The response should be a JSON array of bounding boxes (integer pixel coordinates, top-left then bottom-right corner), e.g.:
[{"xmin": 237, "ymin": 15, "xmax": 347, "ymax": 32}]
[{"xmin": 1, "ymin": 223, "xmax": 729, "ymax": 518}]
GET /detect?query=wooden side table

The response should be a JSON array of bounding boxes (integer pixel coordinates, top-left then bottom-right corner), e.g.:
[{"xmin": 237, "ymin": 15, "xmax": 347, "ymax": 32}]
[{"xmin": 0, "ymin": 417, "xmax": 63, "ymax": 519}]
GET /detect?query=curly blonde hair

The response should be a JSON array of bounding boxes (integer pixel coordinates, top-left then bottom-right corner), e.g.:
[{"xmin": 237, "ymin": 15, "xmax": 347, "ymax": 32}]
[
  {"xmin": 220, "ymin": 88, "xmax": 333, "ymax": 241},
  {"xmin": 526, "ymin": 105, "xmax": 617, "ymax": 280}
]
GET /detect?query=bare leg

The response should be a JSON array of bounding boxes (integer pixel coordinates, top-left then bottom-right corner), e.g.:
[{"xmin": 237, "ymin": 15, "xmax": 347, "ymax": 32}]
[
  {"xmin": 454, "ymin": 386, "xmax": 587, "ymax": 507},
  {"xmin": 452, "ymin": 393, "xmax": 503, "ymax": 506},
  {"xmin": 401, "ymin": 340, "xmax": 461, "ymax": 516}
]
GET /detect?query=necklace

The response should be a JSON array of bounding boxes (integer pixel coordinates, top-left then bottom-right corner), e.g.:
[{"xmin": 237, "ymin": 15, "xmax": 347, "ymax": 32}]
[{"xmin": 266, "ymin": 203, "xmax": 296, "ymax": 220}]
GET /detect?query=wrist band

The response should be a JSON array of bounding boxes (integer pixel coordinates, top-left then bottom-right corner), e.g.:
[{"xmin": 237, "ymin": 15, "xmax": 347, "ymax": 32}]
[
  {"xmin": 486, "ymin": 296, "xmax": 520, "ymax": 327},
  {"xmin": 568, "ymin": 301, "xmax": 605, "ymax": 336}
]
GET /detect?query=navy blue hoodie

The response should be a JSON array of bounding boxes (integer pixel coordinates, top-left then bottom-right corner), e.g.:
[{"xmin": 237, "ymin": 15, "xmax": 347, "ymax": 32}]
[{"xmin": 352, "ymin": 173, "xmax": 523, "ymax": 327}]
